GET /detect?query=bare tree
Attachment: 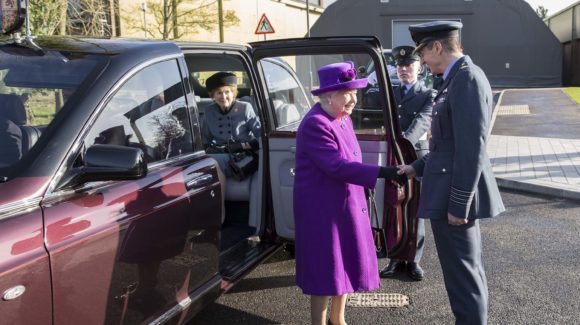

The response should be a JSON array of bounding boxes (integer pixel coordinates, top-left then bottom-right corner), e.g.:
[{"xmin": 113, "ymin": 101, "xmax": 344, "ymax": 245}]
[
  {"xmin": 123, "ymin": 0, "xmax": 240, "ymax": 40},
  {"xmin": 28, "ymin": 0, "xmax": 113, "ymax": 37},
  {"xmin": 68, "ymin": 0, "xmax": 112, "ymax": 37},
  {"xmin": 535, "ymin": 5, "xmax": 549, "ymax": 19}
]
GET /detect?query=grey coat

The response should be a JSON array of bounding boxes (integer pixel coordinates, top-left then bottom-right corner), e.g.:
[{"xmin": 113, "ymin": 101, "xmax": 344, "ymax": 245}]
[
  {"xmin": 394, "ymin": 82, "xmax": 435, "ymax": 159},
  {"xmin": 411, "ymin": 56, "xmax": 505, "ymax": 220},
  {"xmin": 201, "ymin": 100, "xmax": 261, "ymax": 147}
]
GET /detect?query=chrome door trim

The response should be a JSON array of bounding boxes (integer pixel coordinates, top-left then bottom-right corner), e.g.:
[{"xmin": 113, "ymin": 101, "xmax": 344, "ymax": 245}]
[{"xmin": 148, "ymin": 275, "xmax": 221, "ymax": 325}]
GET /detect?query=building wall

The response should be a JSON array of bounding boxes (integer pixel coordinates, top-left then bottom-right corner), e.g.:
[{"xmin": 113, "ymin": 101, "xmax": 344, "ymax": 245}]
[
  {"xmin": 116, "ymin": 0, "xmax": 323, "ymax": 44},
  {"xmin": 546, "ymin": 1, "xmax": 580, "ymax": 86},
  {"xmin": 311, "ymin": 0, "xmax": 562, "ymax": 87}
]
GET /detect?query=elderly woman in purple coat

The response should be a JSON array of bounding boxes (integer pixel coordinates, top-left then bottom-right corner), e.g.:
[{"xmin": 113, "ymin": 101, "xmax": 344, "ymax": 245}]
[{"xmin": 293, "ymin": 61, "xmax": 404, "ymax": 325}]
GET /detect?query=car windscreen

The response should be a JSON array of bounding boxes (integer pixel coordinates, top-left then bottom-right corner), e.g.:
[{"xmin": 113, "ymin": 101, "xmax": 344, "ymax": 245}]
[{"xmin": 0, "ymin": 46, "xmax": 105, "ymax": 172}]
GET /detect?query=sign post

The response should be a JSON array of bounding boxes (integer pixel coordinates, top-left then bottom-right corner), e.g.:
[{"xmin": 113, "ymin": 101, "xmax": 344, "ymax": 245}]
[{"xmin": 255, "ymin": 13, "xmax": 275, "ymax": 41}]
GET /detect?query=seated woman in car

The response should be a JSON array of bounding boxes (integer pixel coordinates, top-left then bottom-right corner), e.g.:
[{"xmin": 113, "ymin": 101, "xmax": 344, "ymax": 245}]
[{"xmin": 201, "ymin": 71, "xmax": 261, "ymax": 178}]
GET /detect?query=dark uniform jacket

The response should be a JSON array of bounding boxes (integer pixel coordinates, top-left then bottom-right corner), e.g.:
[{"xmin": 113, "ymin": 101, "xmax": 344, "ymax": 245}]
[
  {"xmin": 411, "ymin": 56, "xmax": 505, "ymax": 220},
  {"xmin": 394, "ymin": 82, "xmax": 435, "ymax": 159}
]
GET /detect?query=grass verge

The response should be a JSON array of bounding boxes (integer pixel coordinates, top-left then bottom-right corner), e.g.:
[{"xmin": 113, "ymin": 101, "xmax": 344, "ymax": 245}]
[{"xmin": 563, "ymin": 87, "xmax": 580, "ymax": 105}]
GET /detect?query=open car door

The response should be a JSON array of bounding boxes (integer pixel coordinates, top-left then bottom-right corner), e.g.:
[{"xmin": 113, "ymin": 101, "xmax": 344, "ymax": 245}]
[{"xmin": 250, "ymin": 37, "xmax": 420, "ymax": 260}]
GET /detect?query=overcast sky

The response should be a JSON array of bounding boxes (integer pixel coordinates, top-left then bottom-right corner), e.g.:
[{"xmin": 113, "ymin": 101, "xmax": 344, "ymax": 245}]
[
  {"xmin": 324, "ymin": 0, "xmax": 577, "ymax": 16},
  {"xmin": 523, "ymin": 0, "xmax": 577, "ymax": 15}
]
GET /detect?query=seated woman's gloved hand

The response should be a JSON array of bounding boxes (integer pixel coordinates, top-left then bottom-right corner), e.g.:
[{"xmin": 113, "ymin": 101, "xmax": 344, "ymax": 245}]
[
  {"xmin": 226, "ymin": 140, "xmax": 245, "ymax": 153},
  {"xmin": 378, "ymin": 166, "xmax": 408, "ymax": 185},
  {"xmin": 205, "ymin": 145, "xmax": 226, "ymax": 154}
]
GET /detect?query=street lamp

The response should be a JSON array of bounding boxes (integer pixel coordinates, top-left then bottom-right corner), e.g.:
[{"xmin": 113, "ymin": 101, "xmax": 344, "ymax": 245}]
[
  {"xmin": 306, "ymin": 0, "xmax": 310, "ymax": 37},
  {"xmin": 142, "ymin": 2, "xmax": 148, "ymax": 39}
]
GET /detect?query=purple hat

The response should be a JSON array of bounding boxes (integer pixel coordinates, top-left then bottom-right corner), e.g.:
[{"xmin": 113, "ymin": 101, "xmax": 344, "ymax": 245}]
[{"xmin": 311, "ymin": 61, "xmax": 368, "ymax": 96}]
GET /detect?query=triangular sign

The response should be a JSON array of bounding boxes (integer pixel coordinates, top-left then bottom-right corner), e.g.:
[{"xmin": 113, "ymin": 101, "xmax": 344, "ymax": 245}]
[{"xmin": 255, "ymin": 13, "xmax": 275, "ymax": 34}]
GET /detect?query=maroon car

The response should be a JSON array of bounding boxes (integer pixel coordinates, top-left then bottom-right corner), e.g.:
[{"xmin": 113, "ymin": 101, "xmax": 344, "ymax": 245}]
[{"xmin": 0, "ymin": 5, "xmax": 419, "ymax": 324}]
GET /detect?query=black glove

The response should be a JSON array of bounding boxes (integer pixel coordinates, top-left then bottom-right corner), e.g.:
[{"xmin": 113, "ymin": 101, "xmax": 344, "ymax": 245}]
[
  {"xmin": 227, "ymin": 140, "xmax": 245, "ymax": 153},
  {"xmin": 205, "ymin": 145, "xmax": 226, "ymax": 154},
  {"xmin": 379, "ymin": 166, "xmax": 408, "ymax": 185}
]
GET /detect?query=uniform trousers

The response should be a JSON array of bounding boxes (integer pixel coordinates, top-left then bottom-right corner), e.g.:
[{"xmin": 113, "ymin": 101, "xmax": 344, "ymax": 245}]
[
  {"xmin": 414, "ymin": 218, "xmax": 425, "ymax": 263},
  {"xmin": 430, "ymin": 218, "xmax": 488, "ymax": 325}
]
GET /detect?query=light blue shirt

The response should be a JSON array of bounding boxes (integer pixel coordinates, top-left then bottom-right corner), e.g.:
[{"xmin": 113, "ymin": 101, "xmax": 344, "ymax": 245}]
[
  {"xmin": 443, "ymin": 55, "xmax": 465, "ymax": 80},
  {"xmin": 401, "ymin": 81, "xmax": 416, "ymax": 94}
]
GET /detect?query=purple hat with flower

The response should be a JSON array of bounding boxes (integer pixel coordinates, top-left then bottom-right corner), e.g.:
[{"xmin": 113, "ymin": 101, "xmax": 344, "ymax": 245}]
[{"xmin": 311, "ymin": 61, "xmax": 368, "ymax": 96}]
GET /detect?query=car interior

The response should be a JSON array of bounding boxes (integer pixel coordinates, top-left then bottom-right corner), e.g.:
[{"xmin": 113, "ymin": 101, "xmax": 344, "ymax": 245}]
[
  {"xmin": 0, "ymin": 93, "xmax": 42, "ymax": 167},
  {"xmin": 0, "ymin": 49, "xmax": 102, "ymax": 170},
  {"xmin": 183, "ymin": 53, "xmax": 269, "ymax": 277}
]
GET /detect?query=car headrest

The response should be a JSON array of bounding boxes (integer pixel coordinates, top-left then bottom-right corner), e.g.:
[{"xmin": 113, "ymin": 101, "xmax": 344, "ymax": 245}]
[{"xmin": 0, "ymin": 94, "xmax": 27, "ymax": 125}]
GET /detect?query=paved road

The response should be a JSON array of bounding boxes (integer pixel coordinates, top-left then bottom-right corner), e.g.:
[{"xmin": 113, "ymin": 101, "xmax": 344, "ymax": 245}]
[
  {"xmin": 488, "ymin": 88, "xmax": 580, "ymax": 201},
  {"xmin": 190, "ymin": 190, "xmax": 580, "ymax": 324},
  {"xmin": 493, "ymin": 89, "xmax": 580, "ymax": 139}
]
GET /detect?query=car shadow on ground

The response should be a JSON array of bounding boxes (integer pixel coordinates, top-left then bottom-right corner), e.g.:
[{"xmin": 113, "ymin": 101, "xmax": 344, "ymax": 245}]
[
  {"xmin": 226, "ymin": 275, "xmax": 296, "ymax": 294},
  {"xmin": 188, "ymin": 303, "xmax": 279, "ymax": 324}
]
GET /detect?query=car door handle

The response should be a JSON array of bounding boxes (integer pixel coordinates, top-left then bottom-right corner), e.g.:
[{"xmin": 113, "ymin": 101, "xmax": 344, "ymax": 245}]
[
  {"xmin": 290, "ymin": 146, "xmax": 296, "ymax": 153},
  {"xmin": 186, "ymin": 174, "xmax": 214, "ymax": 190}
]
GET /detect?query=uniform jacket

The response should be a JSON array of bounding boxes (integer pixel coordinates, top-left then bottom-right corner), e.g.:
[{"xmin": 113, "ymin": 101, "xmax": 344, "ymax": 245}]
[
  {"xmin": 201, "ymin": 100, "xmax": 261, "ymax": 146},
  {"xmin": 394, "ymin": 82, "xmax": 435, "ymax": 159},
  {"xmin": 411, "ymin": 56, "xmax": 505, "ymax": 220},
  {"xmin": 293, "ymin": 103, "xmax": 380, "ymax": 296}
]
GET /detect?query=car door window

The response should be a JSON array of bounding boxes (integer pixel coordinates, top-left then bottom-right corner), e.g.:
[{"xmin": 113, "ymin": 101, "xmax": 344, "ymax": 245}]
[
  {"xmin": 84, "ymin": 59, "xmax": 193, "ymax": 163},
  {"xmin": 258, "ymin": 53, "xmax": 387, "ymax": 134},
  {"xmin": 260, "ymin": 59, "xmax": 311, "ymax": 128}
]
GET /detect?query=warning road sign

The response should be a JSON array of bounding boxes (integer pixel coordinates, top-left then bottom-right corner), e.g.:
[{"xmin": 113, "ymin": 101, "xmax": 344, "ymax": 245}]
[{"xmin": 255, "ymin": 13, "xmax": 275, "ymax": 34}]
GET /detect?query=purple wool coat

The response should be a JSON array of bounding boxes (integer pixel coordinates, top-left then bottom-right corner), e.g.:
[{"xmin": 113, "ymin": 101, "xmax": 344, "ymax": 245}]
[{"xmin": 293, "ymin": 103, "xmax": 381, "ymax": 296}]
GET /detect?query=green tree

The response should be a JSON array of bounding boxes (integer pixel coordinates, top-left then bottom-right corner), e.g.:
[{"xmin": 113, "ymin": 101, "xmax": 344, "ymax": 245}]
[
  {"xmin": 28, "ymin": 0, "xmax": 68, "ymax": 35},
  {"xmin": 535, "ymin": 5, "xmax": 549, "ymax": 19},
  {"xmin": 123, "ymin": 0, "xmax": 239, "ymax": 40}
]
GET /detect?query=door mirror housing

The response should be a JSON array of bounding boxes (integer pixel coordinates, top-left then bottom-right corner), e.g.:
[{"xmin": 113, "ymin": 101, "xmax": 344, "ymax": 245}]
[{"xmin": 61, "ymin": 145, "xmax": 147, "ymax": 189}]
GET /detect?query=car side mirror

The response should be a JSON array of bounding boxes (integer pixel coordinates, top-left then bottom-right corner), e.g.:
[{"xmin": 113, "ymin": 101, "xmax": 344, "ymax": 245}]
[{"xmin": 60, "ymin": 144, "xmax": 147, "ymax": 189}]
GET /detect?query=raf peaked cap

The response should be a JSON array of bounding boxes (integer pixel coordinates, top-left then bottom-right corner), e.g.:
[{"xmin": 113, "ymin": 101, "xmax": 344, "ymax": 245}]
[
  {"xmin": 392, "ymin": 45, "xmax": 420, "ymax": 65},
  {"xmin": 409, "ymin": 21, "xmax": 463, "ymax": 53},
  {"xmin": 205, "ymin": 71, "xmax": 237, "ymax": 92}
]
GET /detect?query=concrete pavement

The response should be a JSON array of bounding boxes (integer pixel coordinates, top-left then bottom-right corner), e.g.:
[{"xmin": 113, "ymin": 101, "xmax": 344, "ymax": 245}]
[{"xmin": 488, "ymin": 88, "xmax": 580, "ymax": 200}]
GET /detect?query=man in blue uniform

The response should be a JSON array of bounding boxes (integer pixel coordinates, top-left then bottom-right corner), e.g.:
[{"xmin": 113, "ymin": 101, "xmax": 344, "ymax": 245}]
[
  {"xmin": 380, "ymin": 45, "xmax": 435, "ymax": 281},
  {"xmin": 397, "ymin": 21, "xmax": 505, "ymax": 324}
]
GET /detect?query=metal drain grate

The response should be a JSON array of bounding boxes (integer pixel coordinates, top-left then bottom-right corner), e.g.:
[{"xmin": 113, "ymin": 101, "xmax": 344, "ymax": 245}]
[
  {"xmin": 346, "ymin": 293, "xmax": 409, "ymax": 308},
  {"xmin": 497, "ymin": 104, "xmax": 530, "ymax": 116}
]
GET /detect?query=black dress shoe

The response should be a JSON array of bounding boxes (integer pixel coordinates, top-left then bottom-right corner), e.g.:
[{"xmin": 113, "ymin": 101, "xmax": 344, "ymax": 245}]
[
  {"xmin": 379, "ymin": 259, "xmax": 405, "ymax": 278},
  {"xmin": 407, "ymin": 262, "xmax": 424, "ymax": 281}
]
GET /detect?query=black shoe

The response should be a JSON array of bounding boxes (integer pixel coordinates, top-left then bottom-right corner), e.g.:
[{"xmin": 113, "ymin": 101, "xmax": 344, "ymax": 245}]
[
  {"xmin": 407, "ymin": 262, "xmax": 424, "ymax": 281},
  {"xmin": 379, "ymin": 259, "xmax": 405, "ymax": 278}
]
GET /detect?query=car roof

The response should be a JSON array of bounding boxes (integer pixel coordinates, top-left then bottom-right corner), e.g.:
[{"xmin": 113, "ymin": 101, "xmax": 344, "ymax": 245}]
[{"xmin": 29, "ymin": 37, "xmax": 177, "ymax": 54}]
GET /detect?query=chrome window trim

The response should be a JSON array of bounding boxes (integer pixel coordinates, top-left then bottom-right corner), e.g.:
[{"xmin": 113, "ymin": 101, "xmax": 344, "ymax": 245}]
[
  {"xmin": 148, "ymin": 275, "xmax": 221, "ymax": 325},
  {"xmin": 45, "ymin": 53, "xmax": 184, "ymax": 196},
  {"xmin": 42, "ymin": 151, "xmax": 212, "ymax": 205},
  {"xmin": 0, "ymin": 197, "xmax": 42, "ymax": 221}
]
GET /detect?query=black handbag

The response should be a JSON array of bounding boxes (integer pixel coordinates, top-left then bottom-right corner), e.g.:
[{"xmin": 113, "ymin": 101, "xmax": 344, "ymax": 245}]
[
  {"xmin": 368, "ymin": 189, "xmax": 388, "ymax": 259},
  {"xmin": 228, "ymin": 150, "xmax": 259, "ymax": 181}
]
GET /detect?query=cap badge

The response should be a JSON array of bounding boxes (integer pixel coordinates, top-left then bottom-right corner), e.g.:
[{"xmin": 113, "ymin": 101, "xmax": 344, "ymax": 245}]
[{"xmin": 400, "ymin": 49, "xmax": 406, "ymax": 56}]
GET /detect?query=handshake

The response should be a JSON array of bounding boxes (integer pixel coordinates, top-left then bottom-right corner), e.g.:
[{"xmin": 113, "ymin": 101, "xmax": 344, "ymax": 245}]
[{"xmin": 379, "ymin": 165, "xmax": 415, "ymax": 185}]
